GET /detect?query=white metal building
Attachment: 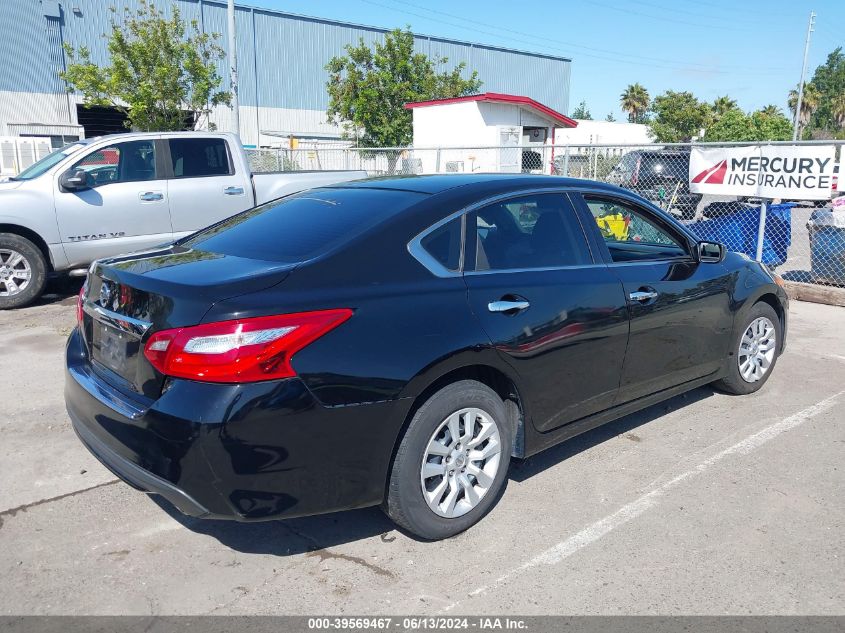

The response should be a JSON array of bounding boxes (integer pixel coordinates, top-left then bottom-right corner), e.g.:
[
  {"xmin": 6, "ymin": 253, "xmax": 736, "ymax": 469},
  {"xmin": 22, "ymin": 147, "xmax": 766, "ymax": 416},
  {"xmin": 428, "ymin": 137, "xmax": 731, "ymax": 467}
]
[
  {"xmin": 406, "ymin": 93, "xmax": 577, "ymax": 174},
  {"xmin": 555, "ymin": 119, "xmax": 653, "ymax": 155},
  {"xmin": 1, "ymin": 0, "xmax": 573, "ymax": 163}
]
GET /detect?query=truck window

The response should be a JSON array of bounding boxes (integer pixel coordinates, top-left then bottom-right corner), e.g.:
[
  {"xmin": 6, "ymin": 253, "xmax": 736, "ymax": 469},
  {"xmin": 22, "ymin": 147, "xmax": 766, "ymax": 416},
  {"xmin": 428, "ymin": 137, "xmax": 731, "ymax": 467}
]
[
  {"xmin": 168, "ymin": 138, "xmax": 232, "ymax": 178},
  {"xmin": 71, "ymin": 140, "xmax": 158, "ymax": 186}
]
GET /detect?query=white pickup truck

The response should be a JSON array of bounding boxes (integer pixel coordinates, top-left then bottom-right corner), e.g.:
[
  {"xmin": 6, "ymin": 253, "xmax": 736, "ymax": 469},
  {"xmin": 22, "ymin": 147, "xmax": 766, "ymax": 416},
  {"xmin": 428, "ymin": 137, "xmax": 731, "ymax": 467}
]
[{"xmin": 0, "ymin": 132, "xmax": 366, "ymax": 308}]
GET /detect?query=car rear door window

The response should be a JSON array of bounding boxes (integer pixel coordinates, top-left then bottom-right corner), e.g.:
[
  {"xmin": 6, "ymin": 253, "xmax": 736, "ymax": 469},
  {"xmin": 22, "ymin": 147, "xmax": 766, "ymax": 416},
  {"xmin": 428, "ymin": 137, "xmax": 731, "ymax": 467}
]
[
  {"xmin": 168, "ymin": 138, "xmax": 232, "ymax": 178},
  {"xmin": 473, "ymin": 193, "xmax": 591, "ymax": 271},
  {"xmin": 181, "ymin": 188, "xmax": 426, "ymax": 263},
  {"xmin": 584, "ymin": 196, "xmax": 688, "ymax": 262}
]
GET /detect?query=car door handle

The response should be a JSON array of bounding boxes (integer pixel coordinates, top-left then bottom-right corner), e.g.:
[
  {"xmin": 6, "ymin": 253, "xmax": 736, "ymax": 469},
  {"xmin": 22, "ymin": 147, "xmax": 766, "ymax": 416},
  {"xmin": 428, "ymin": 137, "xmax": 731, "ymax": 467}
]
[
  {"xmin": 139, "ymin": 191, "xmax": 163, "ymax": 202},
  {"xmin": 223, "ymin": 186, "xmax": 245, "ymax": 196},
  {"xmin": 488, "ymin": 299, "xmax": 530, "ymax": 313},
  {"xmin": 629, "ymin": 289, "xmax": 659, "ymax": 303}
]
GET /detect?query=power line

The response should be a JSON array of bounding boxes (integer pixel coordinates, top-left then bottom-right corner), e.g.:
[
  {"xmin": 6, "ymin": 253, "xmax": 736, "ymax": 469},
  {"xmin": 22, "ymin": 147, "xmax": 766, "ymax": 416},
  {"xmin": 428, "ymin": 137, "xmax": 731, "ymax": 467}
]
[
  {"xmin": 393, "ymin": 0, "xmax": 784, "ymax": 70},
  {"xmin": 366, "ymin": 0, "xmax": 792, "ymax": 75},
  {"xmin": 583, "ymin": 0, "xmax": 791, "ymax": 33},
  {"xmin": 628, "ymin": 0, "xmax": 795, "ymax": 28}
]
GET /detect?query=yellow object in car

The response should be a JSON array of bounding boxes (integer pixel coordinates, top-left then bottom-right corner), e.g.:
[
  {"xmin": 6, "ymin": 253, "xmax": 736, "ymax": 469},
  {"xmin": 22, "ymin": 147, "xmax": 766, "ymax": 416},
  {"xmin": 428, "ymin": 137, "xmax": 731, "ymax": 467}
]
[{"xmin": 596, "ymin": 213, "xmax": 630, "ymax": 241}]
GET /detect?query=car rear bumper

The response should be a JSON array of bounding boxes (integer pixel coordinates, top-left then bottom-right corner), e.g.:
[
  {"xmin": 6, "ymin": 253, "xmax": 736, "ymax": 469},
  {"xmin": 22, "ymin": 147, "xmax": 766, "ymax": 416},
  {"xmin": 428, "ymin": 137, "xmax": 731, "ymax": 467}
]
[
  {"xmin": 65, "ymin": 327, "xmax": 408, "ymax": 521},
  {"xmin": 70, "ymin": 407, "xmax": 213, "ymax": 518}
]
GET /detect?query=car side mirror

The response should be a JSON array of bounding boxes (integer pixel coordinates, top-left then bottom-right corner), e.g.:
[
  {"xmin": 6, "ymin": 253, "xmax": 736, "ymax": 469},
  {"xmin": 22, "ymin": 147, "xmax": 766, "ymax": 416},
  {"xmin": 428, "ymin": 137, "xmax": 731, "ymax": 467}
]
[
  {"xmin": 697, "ymin": 240, "xmax": 725, "ymax": 263},
  {"xmin": 59, "ymin": 168, "xmax": 91, "ymax": 192}
]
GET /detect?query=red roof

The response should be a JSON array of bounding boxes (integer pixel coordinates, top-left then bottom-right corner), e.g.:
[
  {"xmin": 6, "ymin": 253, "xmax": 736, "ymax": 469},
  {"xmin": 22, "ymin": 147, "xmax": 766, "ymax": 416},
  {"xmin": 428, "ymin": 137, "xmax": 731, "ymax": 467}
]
[{"xmin": 404, "ymin": 92, "xmax": 577, "ymax": 128}]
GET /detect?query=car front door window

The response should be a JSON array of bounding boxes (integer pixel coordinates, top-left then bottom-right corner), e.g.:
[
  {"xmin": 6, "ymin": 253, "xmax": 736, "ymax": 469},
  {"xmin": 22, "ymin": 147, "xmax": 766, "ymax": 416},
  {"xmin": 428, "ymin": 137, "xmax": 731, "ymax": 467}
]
[
  {"xmin": 584, "ymin": 197, "xmax": 688, "ymax": 262},
  {"xmin": 71, "ymin": 140, "xmax": 157, "ymax": 187}
]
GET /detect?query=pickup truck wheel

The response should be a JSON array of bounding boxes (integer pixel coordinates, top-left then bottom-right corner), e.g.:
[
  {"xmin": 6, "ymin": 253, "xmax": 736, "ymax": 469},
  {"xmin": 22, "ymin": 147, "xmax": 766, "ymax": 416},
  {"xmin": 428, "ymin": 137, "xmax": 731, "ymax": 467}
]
[{"xmin": 0, "ymin": 233, "xmax": 47, "ymax": 309}]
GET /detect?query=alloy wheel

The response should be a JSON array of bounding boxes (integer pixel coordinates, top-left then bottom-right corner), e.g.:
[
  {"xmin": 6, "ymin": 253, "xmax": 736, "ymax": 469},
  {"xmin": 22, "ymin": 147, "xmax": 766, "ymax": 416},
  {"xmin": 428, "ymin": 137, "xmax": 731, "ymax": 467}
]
[
  {"xmin": 420, "ymin": 407, "xmax": 502, "ymax": 518},
  {"xmin": 0, "ymin": 249, "xmax": 32, "ymax": 297},
  {"xmin": 738, "ymin": 316, "xmax": 777, "ymax": 383}
]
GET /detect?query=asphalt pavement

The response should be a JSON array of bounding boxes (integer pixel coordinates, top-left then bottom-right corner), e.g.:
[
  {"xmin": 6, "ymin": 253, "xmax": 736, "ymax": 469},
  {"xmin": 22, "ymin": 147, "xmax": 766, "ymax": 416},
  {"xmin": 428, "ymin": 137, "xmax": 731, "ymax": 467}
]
[{"xmin": 1, "ymin": 282, "xmax": 842, "ymax": 615}]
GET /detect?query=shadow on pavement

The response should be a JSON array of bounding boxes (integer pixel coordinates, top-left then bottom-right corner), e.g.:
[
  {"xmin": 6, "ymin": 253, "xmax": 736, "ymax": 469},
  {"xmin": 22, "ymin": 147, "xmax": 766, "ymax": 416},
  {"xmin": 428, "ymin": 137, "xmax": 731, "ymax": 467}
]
[
  {"xmin": 153, "ymin": 496, "xmax": 397, "ymax": 555},
  {"xmin": 153, "ymin": 386, "xmax": 717, "ymax": 553},
  {"xmin": 509, "ymin": 386, "xmax": 717, "ymax": 482},
  {"xmin": 36, "ymin": 276, "xmax": 84, "ymax": 307}
]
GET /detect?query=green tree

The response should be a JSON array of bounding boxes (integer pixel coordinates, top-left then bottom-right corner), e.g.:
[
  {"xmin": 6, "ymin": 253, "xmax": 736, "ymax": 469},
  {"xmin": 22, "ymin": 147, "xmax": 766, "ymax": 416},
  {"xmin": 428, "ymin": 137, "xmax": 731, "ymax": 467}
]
[
  {"xmin": 704, "ymin": 109, "xmax": 755, "ymax": 141},
  {"xmin": 61, "ymin": 1, "xmax": 230, "ymax": 131},
  {"xmin": 649, "ymin": 91, "xmax": 712, "ymax": 142},
  {"xmin": 832, "ymin": 94, "xmax": 845, "ymax": 130},
  {"xmin": 620, "ymin": 83, "xmax": 650, "ymax": 123},
  {"xmin": 704, "ymin": 108, "xmax": 791, "ymax": 142},
  {"xmin": 325, "ymin": 27, "xmax": 481, "ymax": 152},
  {"xmin": 788, "ymin": 83, "xmax": 821, "ymax": 139},
  {"xmin": 760, "ymin": 104, "xmax": 783, "ymax": 117},
  {"xmin": 807, "ymin": 47, "xmax": 845, "ymax": 133},
  {"xmin": 571, "ymin": 100, "xmax": 592, "ymax": 120},
  {"xmin": 750, "ymin": 109, "xmax": 792, "ymax": 140},
  {"xmin": 712, "ymin": 95, "xmax": 738, "ymax": 119},
  {"xmin": 605, "ymin": 112, "xmax": 616, "ymax": 122}
]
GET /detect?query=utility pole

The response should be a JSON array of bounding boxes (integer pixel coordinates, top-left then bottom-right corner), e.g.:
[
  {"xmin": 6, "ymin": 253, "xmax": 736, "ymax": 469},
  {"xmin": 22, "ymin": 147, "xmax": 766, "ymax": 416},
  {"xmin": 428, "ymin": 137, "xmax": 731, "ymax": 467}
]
[
  {"xmin": 792, "ymin": 11, "xmax": 815, "ymax": 141},
  {"xmin": 227, "ymin": 0, "xmax": 241, "ymax": 138}
]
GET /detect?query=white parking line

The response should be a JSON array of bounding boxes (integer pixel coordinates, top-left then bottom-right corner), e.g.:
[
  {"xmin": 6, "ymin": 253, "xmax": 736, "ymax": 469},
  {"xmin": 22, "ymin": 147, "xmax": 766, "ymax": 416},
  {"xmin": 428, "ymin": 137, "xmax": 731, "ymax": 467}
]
[{"xmin": 442, "ymin": 390, "xmax": 844, "ymax": 612}]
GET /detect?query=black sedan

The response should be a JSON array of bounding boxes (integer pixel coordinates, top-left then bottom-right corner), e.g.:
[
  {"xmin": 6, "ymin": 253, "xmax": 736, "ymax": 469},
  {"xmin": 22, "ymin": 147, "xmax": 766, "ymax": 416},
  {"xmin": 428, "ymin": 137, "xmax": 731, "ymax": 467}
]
[{"xmin": 65, "ymin": 175, "xmax": 788, "ymax": 540}]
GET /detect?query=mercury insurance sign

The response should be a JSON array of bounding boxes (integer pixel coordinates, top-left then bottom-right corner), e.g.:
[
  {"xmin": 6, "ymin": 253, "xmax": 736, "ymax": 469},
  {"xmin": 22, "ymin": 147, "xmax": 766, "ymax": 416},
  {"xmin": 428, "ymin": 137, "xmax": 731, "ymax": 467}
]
[{"xmin": 689, "ymin": 145, "xmax": 837, "ymax": 200}]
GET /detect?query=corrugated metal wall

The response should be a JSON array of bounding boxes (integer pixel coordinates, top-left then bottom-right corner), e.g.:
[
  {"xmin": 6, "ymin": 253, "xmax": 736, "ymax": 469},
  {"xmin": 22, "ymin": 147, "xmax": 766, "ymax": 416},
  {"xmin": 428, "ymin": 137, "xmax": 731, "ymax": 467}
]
[{"xmin": 1, "ymin": 0, "xmax": 570, "ymax": 112}]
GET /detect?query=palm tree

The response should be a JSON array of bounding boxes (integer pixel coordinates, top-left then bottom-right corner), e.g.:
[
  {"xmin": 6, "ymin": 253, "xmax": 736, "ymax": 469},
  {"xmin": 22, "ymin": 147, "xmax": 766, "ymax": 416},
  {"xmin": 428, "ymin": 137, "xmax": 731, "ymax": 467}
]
[
  {"xmin": 832, "ymin": 94, "xmax": 845, "ymax": 130},
  {"xmin": 788, "ymin": 83, "xmax": 820, "ymax": 137},
  {"xmin": 620, "ymin": 83, "xmax": 650, "ymax": 123},
  {"xmin": 712, "ymin": 95, "xmax": 738, "ymax": 118},
  {"xmin": 760, "ymin": 104, "xmax": 782, "ymax": 117}
]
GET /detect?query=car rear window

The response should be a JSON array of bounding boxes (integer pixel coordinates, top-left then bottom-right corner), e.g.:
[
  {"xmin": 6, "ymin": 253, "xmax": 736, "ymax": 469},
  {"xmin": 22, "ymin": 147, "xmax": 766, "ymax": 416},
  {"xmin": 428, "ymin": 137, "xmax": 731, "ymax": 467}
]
[
  {"xmin": 181, "ymin": 188, "xmax": 426, "ymax": 263},
  {"xmin": 641, "ymin": 153, "xmax": 689, "ymax": 180}
]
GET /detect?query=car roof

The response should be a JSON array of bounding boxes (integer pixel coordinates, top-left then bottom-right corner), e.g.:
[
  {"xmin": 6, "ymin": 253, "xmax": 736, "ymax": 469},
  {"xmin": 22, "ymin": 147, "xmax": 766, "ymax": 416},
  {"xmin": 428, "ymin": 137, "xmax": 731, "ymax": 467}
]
[{"xmin": 325, "ymin": 173, "xmax": 628, "ymax": 196}]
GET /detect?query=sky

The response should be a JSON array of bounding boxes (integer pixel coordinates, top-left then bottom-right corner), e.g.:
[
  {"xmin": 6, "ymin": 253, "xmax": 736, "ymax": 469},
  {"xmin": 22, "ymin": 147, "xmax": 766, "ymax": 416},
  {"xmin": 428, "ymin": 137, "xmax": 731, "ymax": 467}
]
[{"xmin": 253, "ymin": 0, "xmax": 844, "ymax": 120}]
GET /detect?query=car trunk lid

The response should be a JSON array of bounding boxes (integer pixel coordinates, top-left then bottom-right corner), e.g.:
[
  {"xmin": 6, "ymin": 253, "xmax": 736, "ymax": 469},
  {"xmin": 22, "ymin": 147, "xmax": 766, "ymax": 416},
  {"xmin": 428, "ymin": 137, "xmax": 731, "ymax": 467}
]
[{"xmin": 80, "ymin": 244, "xmax": 294, "ymax": 399}]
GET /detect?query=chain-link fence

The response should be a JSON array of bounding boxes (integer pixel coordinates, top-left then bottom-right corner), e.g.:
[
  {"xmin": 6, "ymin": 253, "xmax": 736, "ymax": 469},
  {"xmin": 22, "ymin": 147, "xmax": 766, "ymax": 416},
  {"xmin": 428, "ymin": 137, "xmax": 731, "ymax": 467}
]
[{"xmin": 246, "ymin": 141, "xmax": 845, "ymax": 290}]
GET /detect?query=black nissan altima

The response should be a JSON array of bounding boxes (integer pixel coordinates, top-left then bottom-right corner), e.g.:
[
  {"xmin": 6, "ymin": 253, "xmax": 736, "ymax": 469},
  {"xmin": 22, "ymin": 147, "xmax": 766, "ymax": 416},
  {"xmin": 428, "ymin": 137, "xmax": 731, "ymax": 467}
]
[{"xmin": 65, "ymin": 174, "xmax": 788, "ymax": 540}]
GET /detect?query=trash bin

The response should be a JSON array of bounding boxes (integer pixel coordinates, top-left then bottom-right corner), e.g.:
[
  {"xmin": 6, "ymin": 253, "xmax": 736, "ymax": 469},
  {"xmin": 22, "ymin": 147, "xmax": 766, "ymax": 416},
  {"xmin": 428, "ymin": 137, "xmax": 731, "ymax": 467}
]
[
  {"xmin": 689, "ymin": 203, "xmax": 793, "ymax": 266},
  {"xmin": 807, "ymin": 207, "xmax": 845, "ymax": 285},
  {"xmin": 686, "ymin": 215, "xmax": 747, "ymax": 254},
  {"xmin": 758, "ymin": 203, "xmax": 793, "ymax": 267}
]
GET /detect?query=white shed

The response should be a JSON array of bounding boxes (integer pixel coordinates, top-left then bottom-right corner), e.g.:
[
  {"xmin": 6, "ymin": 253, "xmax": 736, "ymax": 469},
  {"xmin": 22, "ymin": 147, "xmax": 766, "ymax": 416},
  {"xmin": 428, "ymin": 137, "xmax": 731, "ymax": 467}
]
[{"xmin": 405, "ymin": 93, "xmax": 577, "ymax": 174}]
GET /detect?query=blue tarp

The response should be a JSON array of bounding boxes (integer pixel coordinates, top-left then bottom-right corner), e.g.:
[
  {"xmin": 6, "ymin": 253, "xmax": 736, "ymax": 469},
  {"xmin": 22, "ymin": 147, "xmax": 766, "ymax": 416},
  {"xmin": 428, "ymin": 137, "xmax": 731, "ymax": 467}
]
[{"xmin": 688, "ymin": 203, "xmax": 794, "ymax": 267}]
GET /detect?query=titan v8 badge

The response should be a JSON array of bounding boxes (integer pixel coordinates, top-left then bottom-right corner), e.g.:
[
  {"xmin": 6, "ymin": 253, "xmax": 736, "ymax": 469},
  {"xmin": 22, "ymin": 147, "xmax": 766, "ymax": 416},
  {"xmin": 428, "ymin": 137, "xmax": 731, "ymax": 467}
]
[{"xmin": 67, "ymin": 232, "xmax": 126, "ymax": 242}]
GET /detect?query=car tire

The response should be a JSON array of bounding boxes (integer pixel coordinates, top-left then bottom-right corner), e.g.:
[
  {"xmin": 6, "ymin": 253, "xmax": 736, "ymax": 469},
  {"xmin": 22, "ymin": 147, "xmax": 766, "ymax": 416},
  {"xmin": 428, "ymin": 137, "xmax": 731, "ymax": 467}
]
[
  {"xmin": 384, "ymin": 380, "xmax": 512, "ymax": 540},
  {"xmin": 0, "ymin": 233, "xmax": 47, "ymax": 310},
  {"xmin": 712, "ymin": 302, "xmax": 781, "ymax": 395}
]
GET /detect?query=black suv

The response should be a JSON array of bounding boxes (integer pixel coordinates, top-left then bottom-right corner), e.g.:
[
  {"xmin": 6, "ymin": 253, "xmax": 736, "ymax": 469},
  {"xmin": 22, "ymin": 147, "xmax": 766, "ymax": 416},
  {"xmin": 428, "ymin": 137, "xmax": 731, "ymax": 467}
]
[{"xmin": 607, "ymin": 149, "xmax": 702, "ymax": 219}]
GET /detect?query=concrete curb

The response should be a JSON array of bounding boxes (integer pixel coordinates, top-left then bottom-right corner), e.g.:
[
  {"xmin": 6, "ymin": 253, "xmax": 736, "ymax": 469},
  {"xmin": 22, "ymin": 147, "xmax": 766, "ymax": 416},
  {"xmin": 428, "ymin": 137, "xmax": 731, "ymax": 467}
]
[{"xmin": 784, "ymin": 281, "xmax": 845, "ymax": 308}]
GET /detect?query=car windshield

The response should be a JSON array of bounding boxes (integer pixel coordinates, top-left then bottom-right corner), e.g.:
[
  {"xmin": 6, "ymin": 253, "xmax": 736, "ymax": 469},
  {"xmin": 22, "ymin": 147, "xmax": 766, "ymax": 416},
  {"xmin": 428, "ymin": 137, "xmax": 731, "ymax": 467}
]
[
  {"xmin": 12, "ymin": 142, "xmax": 89, "ymax": 181},
  {"xmin": 181, "ymin": 187, "xmax": 427, "ymax": 263}
]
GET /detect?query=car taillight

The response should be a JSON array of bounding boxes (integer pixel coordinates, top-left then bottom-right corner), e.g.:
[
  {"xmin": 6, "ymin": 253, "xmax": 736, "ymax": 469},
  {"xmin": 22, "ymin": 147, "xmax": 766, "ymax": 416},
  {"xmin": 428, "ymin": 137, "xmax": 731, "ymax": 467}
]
[{"xmin": 143, "ymin": 309, "xmax": 353, "ymax": 383}]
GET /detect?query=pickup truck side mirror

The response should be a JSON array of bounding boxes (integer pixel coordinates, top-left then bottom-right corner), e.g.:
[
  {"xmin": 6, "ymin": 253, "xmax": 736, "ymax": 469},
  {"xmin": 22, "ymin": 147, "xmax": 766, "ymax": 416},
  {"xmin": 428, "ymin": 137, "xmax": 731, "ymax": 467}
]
[
  {"xmin": 697, "ymin": 240, "xmax": 726, "ymax": 263},
  {"xmin": 59, "ymin": 168, "xmax": 91, "ymax": 192}
]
